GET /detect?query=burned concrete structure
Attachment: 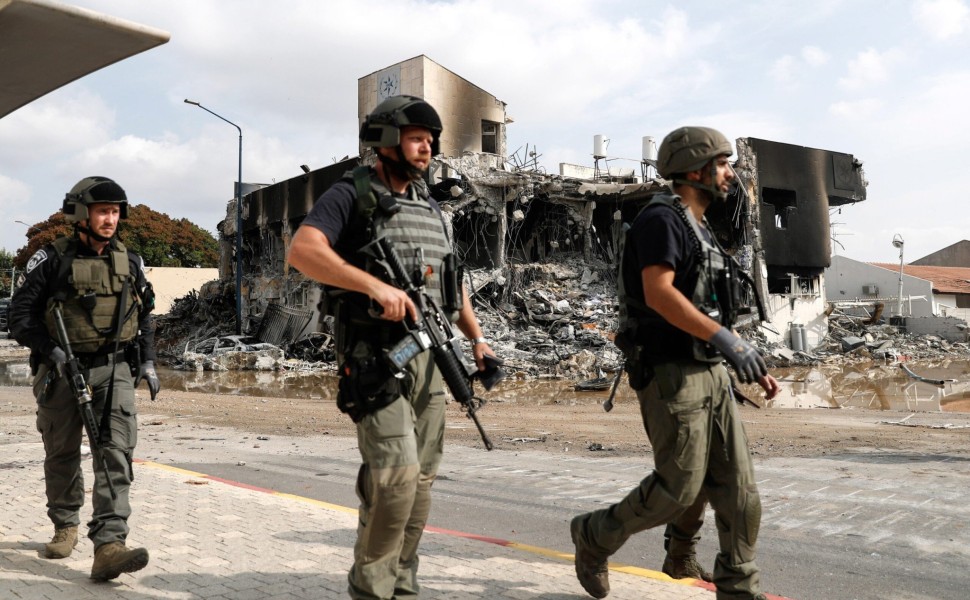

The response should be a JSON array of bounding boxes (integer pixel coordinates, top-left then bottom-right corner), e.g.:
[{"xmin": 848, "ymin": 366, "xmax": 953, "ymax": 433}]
[
  {"xmin": 728, "ymin": 138, "xmax": 868, "ymax": 348},
  {"xmin": 215, "ymin": 57, "xmax": 868, "ymax": 363}
]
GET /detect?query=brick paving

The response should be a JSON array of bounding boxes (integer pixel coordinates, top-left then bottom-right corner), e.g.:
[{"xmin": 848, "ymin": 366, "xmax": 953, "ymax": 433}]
[{"xmin": 0, "ymin": 439, "xmax": 719, "ymax": 599}]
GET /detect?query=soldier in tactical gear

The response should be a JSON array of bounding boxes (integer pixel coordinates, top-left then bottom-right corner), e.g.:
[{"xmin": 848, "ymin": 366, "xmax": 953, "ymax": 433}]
[
  {"xmin": 570, "ymin": 127, "xmax": 779, "ymax": 600},
  {"xmin": 9, "ymin": 176, "xmax": 159, "ymax": 581},
  {"xmin": 288, "ymin": 95, "xmax": 496, "ymax": 600}
]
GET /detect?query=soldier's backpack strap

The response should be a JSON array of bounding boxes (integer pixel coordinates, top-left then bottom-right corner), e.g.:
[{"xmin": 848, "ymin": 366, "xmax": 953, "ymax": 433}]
[
  {"xmin": 51, "ymin": 237, "xmax": 76, "ymax": 296},
  {"xmin": 351, "ymin": 165, "xmax": 378, "ymax": 227}
]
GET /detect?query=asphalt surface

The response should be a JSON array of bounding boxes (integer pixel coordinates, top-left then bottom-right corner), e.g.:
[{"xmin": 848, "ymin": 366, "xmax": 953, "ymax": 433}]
[{"xmin": 3, "ymin": 404, "xmax": 969, "ymax": 599}]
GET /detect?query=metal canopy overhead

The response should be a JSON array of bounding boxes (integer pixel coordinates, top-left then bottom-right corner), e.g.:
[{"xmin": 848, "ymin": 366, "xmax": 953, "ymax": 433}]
[{"xmin": 0, "ymin": 0, "xmax": 170, "ymax": 119}]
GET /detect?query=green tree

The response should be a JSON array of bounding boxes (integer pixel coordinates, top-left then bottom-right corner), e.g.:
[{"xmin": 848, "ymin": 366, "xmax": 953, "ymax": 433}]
[
  {"xmin": 0, "ymin": 249, "xmax": 15, "ymax": 297},
  {"xmin": 13, "ymin": 204, "xmax": 219, "ymax": 268}
]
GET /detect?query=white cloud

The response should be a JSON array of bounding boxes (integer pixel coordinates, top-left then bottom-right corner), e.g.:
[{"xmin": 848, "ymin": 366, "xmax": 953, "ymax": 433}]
[
  {"xmin": 828, "ymin": 98, "xmax": 885, "ymax": 118},
  {"xmin": 838, "ymin": 47, "xmax": 905, "ymax": 91},
  {"xmin": 913, "ymin": 0, "xmax": 970, "ymax": 41},
  {"xmin": 801, "ymin": 46, "xmax": 830, "ymax": 67},
  {"xmin": 0, "ymin": 90, "xmax": 115, "ymax": 168},
  {"xmin": 2, "ymin": 0, "xmax": 968, "ymax": 265},
  {"xmin": 769, "ymin": 55, "xmax": 797, "ymax": 84}
]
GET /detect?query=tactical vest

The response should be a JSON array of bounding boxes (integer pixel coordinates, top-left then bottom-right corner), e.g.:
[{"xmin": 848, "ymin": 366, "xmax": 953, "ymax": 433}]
[
  {"xmin": 329, "ymin": 166, "xmax": 459, "ymax": 325},
  {"xmin": 616, "ymin": 193, "xmax": 732, "ymax": 364},
  {"xmin": 44, "ymin": 237, "xmax": 140, "ymax": 353}
]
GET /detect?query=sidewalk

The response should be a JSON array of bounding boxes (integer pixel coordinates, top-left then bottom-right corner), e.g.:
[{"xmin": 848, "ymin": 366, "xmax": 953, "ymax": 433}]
[{"xmin": 0, "ymin": 439, "xmax": 722, "ymax": 600}]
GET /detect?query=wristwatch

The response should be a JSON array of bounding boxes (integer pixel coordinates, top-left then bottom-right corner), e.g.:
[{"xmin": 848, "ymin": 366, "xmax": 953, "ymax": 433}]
[{"xmin": 470, "ymin": 337, "xmax": 488, "ymax": 346}]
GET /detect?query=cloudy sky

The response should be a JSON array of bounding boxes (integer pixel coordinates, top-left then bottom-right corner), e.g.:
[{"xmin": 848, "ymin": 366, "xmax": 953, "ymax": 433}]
[{"xmin": 2, "ymin": 0, "xmax": 969, "ymax": 265}]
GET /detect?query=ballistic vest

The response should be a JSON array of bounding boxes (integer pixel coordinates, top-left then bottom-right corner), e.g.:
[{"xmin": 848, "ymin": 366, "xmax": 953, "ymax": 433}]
[
  {"xmin": 616, "ymin": 193, "xmax": 731, "ymax": 364},
  {"xmin": 336, "ymin": 166, "xmax": 458, "ymax": 324},
  {"xmin": 44, "ymin": 237, "xmax": 140, "ymax": 353}
]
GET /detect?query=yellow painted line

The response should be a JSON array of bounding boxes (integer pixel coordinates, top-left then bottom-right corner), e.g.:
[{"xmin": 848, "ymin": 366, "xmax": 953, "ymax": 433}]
[
  {"xmin": 139, "ymin": 460, "xmax": 208, "ymax": 478},
  {"xmin": 273, "ymin": 492, "xmax": 357, "ymax": 515},
  {"xmin": 138, "ymin": 459, "xmax": 789, "ymax": 596}
]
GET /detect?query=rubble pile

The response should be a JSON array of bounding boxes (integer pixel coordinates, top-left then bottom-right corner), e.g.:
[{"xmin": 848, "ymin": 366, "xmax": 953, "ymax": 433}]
[
  {"xmin": 762, "ymin": 307, "xmax": 970, "ymax": 368},
  {"xmin": 153, "ymin": 256, "xmax": 969, "ymax": 379},
  {"xmin": 466, "ymin": 254, "xmax": 621, "ymax": 380},
  {"xmin": 153, "ymin": 281, "xmax": 237, "ymax": 360}
]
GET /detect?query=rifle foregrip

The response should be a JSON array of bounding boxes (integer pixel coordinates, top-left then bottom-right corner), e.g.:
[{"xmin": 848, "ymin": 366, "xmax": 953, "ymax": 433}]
[
  {"xmin": 432, "ymin": 345, "xmax": 493, "ymax": 450},
  {"xmin": 433, "ymin": 345, "xmax": 474, "ymax": 404}
]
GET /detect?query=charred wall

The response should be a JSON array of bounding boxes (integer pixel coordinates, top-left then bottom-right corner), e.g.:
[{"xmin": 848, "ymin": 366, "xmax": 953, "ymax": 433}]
[
  {"xmin": 742, "ymin": 138, "xmax": 866, "ymax": 272},
  {"xmin": 235, "ymin": 157, "xmax": 358, "ymax": 330}
]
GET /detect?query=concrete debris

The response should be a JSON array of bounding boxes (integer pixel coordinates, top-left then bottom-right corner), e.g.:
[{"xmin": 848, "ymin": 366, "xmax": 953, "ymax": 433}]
[
  {"xmin": 761, "ymin": 306, "xmax": 970, "ymax": 369},
  {"xmin": 154, "ymin": 255, "xmax": 969, "ymax": 383}
]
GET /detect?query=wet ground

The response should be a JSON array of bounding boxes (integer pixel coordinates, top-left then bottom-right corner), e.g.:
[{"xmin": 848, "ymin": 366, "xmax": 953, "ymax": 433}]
[{"xmin": 1, "ymin": 352, "xmax": 968, "ymax": 413}]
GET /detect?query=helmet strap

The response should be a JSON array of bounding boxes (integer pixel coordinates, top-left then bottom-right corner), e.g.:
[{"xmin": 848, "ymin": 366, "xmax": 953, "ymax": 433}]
[
  {"xmin": 380, "ymin": 145, "xmax": 425, "ymax": 182},
  {"xmin": 673, "ymin": 161, "xmax": 727, "ymax": 201},
  {"xmin": 75, "ymin": 222, "xmax": 114, "ymax": 244}
]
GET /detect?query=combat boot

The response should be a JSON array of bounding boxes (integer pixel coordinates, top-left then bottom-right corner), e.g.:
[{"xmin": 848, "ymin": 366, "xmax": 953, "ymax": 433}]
[
  {"xmin": 662, "ymin": 554, "xmax": 713, "ymax": 582},
  {"xmin": 90, "ymin": 541, "xmax": 149, "ymax": 581},
  {"xmin": 570, "ymin": 515, "xmax": 610, "ymax": 598},
  {"xmin": 43, "ymin": 526, "xmax": 79, "ymax": 559}
]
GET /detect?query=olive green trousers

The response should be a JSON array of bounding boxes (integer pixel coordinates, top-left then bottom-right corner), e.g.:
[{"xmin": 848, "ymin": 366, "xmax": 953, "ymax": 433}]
[
  {"xmin": 348, "ymin": 350, "xmax": 445, "ymax": 600},
  {"xmin": 574, "ymin": 361, "xmax": 762, "ymax": 599},
  {"xmin": 33, "ymin": 360, "xmax": 138, "ymax": 549}
]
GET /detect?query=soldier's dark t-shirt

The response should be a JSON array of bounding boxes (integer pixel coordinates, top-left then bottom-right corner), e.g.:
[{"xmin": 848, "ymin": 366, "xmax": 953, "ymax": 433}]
[
  {"xmin": 626, "ymin": 200, "xmax": 711, "ymax": 363},
  {"xmin": 633, "ymin": 204, "xmax": 697, "ymax": 293},
  {"xmin": 299, "ymin": 175, "xmax": 445, "ymax": 271},
  {"xmin": 299, "ymin": 180, "xmax": 369, "ymax": 269}
]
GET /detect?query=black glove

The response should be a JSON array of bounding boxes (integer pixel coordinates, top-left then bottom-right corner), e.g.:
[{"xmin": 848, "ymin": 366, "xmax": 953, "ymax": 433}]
[
  {"xmin": 48, "ymin": 347, "xmax": 67, "ymax": 373},
  {"xmin": 709, "ymin": 327, "xmax": 768, "ymax": 384},
  {"xmin": 135, "ymin": 360, "xmax": 160, "ymax": 400}
]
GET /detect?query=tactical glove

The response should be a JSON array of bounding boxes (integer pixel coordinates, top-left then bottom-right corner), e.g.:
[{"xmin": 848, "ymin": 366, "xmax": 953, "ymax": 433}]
[
  {"xmin": 135, "ymin": 360, "xmax": 160, "ymax": 400},
  {"xmin": 48, "ymin": 347, "xmax": 67, "ymax": 372},
  {"xmin": 709, "ymin": 327, "xmax": 768, "ymax": 384}
]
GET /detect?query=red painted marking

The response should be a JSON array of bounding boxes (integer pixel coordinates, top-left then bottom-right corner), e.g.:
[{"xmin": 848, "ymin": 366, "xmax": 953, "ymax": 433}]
[
  {"xmin": 138, "ymin": 459, "xmax": 797, "ymax": 600},
  {"xmin": 424, "ymin": 524, "xmax": 512, "ymax": 546},
  {"xmin": 202, "ymin": 474, "xmax": 279, "ymax": 494}
]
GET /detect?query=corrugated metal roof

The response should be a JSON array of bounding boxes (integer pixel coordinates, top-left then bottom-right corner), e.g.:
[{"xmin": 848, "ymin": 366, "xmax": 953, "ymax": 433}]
[{"xmin": 870, "ymin": 263, "xmax": 970, "ymax": 294}]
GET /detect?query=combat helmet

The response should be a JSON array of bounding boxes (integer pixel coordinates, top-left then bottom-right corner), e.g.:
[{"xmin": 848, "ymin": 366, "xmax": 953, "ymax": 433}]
[
  {"xmin": 62, "ymin": 176, "xmax": 129, "ymax": 223},
  {"xmin": 360, "ymin": 95, "xmax": 442, "ymax": 157},
  {"xmin": 657, "ymin": 126, "xmax": 734, "ymax": 200}
]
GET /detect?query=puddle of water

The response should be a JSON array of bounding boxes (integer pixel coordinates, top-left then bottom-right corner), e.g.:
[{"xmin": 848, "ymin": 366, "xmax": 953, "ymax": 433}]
[
  {"xmin": 1, "ymin": 359, "xmax": 968, "ymax": 413},
  {"xmin": 765, "ymin": 360, "xmax": 970, "ymax": 413}
]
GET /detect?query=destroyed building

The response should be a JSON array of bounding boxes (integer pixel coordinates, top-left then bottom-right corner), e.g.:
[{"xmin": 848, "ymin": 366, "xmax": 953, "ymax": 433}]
[{"xmin": 193, "ymin": 55, "xmax": 870, "ymax": 374}]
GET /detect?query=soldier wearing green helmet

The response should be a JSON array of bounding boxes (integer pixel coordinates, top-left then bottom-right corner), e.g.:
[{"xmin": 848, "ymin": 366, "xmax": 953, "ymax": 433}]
[
  {"xmin": 288, "ymin": 96, "xmax": 496, "ymax": 599},
  {"xmin": 570, "ymin": 127, "xmax": 779, "ymax": 600},
  {"xmin": 9, "ymin": 176, "xmax": 159, "ymax": 581}
]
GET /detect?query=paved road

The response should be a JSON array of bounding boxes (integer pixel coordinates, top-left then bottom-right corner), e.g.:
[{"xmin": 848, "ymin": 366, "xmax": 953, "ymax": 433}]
[
  {"xmin": 138, "ymin": 416, "xmax": 970, "ymax": 600},
  {"xmin": 4, "ymin": 407, "xmax": 969, "ymax": 599},
  {"xmin": 0, "ymin": 415, "xmax": 729, "ymax": 600}
]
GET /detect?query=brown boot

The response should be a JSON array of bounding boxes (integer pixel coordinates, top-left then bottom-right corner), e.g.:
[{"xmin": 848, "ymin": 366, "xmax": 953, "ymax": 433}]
[
  {"xmin": 43, "ymin": 526, "xmax": 79, "ymax": 559},
  {"xmin": 90, "ymin": 542, "xmax": 149, "ymax": 581},
  {"xmin": 570, "ymin": 515, "xmax": 610, "ymax": 598},
  {"xmin": 662, "ymin": 554, "xmax": 713, "ymax": 582}
]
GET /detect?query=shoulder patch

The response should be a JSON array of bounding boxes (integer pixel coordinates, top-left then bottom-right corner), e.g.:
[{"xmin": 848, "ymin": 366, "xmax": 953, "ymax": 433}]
[{"xmin": 25, "ymin": 249, "xmax": 48, "ymax": 273}]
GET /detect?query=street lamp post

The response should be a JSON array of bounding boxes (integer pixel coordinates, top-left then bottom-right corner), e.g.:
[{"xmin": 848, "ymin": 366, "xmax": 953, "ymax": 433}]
[
  {"xmin": 184, "ymin": 99, "xmax": 244, "ymax": 335},
  {"xmin": 892, "ymin": 234, "xmax": 904, "ymax": 317},
  {"xmin": 15, "ymin": 219, "xmax": 42, "ymax": 235}
]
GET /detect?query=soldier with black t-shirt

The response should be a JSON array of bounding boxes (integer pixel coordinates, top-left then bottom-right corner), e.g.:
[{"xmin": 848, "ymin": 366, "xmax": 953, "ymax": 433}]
[
  {"xmin": 287, "ymin": 96, "xmax": 496, "ymax": 600},
  {"xmin": 569, "ymin": 127, "xmax": 780, "ymax": 600}
]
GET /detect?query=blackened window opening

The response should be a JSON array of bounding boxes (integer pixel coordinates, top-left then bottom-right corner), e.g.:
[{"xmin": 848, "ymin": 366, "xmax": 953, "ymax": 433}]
[{"xmin": 763, "ymin": 187, "xmax": 796, "ymax": 230}]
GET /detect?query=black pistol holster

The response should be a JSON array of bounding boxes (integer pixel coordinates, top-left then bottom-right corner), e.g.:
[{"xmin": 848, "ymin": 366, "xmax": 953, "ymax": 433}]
[{"xmin": 336, "ymin": 339, "xmax": 403, "ymax": 423}]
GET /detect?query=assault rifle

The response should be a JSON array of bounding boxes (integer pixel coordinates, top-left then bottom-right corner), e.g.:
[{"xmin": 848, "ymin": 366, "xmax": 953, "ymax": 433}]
[
  {"xmin": 374, "ymin": 237, "xmax": 501, "ymax": 451},
  {"xmin": 51, "ymin": 306, "xmax": 117, "ymax": 499}
]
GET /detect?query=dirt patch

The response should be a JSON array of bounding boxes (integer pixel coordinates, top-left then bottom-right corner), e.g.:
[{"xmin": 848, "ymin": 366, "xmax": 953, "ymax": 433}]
[{"xmin": 2, "ymin": 384, "xmax": 967, "ymax": 460}]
